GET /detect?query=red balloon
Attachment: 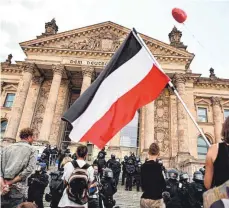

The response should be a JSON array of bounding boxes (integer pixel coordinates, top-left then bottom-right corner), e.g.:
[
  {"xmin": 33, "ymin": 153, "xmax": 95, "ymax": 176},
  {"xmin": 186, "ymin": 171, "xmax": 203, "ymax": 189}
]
[{"xmin": 172, "ymin": 8, "xmax": 187, "ymax": 23}]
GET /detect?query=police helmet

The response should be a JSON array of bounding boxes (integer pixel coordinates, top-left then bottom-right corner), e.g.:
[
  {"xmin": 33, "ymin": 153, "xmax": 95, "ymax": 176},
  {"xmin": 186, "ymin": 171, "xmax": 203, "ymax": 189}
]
[
  {"xmin": 180, "ymin": 172, "xmax": 189, "ymax": 181},
  {"xmin": 124, "ymin": 156, "xmax": 128, "ymax": 161},
  {"xmin": 111, "ymin": 154, "xmax": 116, "ymax": 159},
  {"xmin": 98, "ymin": 152, "xmax": 104, "ymax": 159},
  {"xmin": 103, "ymin": 168, "xmax": 113, "ymax": 178},
  {"xmin": 128, "ymin": 159, "xmax": 134, "ymax": 165},
  {"xmin": 193, "ymin": 171, "xmax": 204, "ymax": 182},
  {"xmin": 199, "ymin": 167, "xmax": 205, "ymax": 175},
  {"xmin": 35, "ymin": 162, "xmax": 46, "ymax": 172},
  {"xmin": 168, "ymin": 169, "xmax": 178, "ymax": 180},
  {"xmin": 157, "ymin": 158, "xmax": 163, "ymax": 166},
  {"xmin": 136, "ymin": 157, "xmax": 140, "ymax": 162},
  {"xmin": 41, "ymin": 153, "xmax": 46, "ymax": 159}
]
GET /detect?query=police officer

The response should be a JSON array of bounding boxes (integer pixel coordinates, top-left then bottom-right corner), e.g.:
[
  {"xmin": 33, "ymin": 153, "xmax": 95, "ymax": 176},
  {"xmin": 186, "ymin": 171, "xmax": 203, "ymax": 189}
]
[
  {"xmin": 121, "ymin": 156, "xmax": 128, "ymax": 186},
  {"xmin": 179, "ymin": 172, "xmax": 191, "ymax": 208},
  {"xmin": 162, "ymin": 169, "xmax": 183, "ymax": 208},
  {"xmin": 27, "ymin": 163, "xmax": 49, "ymax": 208},
  {"xmin": 100, "ymin": 168, "xmax": 117, "ymax": 208},
  {"xmin": 125, "ymin": 157, "xmax": 135, "ymax": 191},
  {"xmin": 135, "ymin": 160, "xmax": 142, "ymax": 192},
  {"xmin": 112, "ymin": 158, "xmax": 121, "ymax": 187},
  {"xmin": 107, "ymin": 154, "xmax": 116, "ymax": 169},
  {"xmin": 98, "ymin": 147, "xmax": 107, "ymax": 158},
  {"xmin": 188, "ymin": 171, "xmax": 205, "ymax": 208},
  {"xmin": 199, "ymin": 167, "xmax": 205, "ymax": 176},
  {"xmin": 165, "ymin": 169, "xmax": 179, "ymax": 198},
  {"xmin": 93, "ymin": 151, "xmax": 107, "ymax": 178}
]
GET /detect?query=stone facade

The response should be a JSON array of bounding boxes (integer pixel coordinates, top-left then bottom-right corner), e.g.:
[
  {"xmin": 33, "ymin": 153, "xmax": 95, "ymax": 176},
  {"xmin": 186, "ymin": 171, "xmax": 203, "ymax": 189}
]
[{"xmin": 1, "ymin": 21, "xmax": 229, "ymax": 174}]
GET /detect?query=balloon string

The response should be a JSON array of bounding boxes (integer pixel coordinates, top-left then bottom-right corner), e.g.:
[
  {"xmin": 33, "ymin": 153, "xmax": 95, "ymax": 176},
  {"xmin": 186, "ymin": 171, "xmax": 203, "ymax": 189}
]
[
  {"xmin": 181, "ymin": 23, "xmax": 226, "ymax": 71},
  {"xmin": 182, "ymin": 23, "xmax": 205, "ymax": 49}
]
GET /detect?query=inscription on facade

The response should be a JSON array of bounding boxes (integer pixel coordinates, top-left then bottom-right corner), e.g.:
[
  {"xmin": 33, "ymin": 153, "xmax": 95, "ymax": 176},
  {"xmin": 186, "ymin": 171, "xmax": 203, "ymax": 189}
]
[{"xmin": 68, "ymin": 59, "xmax": 108, "ymax": 67}]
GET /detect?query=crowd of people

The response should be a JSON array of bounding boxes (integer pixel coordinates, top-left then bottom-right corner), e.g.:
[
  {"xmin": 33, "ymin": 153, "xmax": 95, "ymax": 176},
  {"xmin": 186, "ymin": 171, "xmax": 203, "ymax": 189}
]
[{"xmin": 1, "ymin": 117, "xmax": 229, "ymax": 208}]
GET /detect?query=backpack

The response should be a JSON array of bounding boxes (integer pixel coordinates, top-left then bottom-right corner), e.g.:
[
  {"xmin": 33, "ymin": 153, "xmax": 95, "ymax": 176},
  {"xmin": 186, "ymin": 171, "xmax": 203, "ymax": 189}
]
[{"xmin": 66, "ymin": 160, "xmax": 90, "ymax": 205}]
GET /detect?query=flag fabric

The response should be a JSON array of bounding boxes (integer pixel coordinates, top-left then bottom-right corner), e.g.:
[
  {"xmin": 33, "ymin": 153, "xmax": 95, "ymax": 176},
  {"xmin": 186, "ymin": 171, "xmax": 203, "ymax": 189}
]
[{"xmin": 62, "ymin": 31, "xmax": 170, "ymax": 149}]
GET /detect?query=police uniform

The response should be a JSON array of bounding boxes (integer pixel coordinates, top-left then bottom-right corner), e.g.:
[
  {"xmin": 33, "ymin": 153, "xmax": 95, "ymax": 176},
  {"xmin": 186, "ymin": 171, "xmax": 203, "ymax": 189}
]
[
  {"xmin": 188, "ymin": 171, "xmax": 205, "ymax": 208},
  {"xmin": 121, "ymin": 156, "xmax": 128, "ymax": 186},
  {"xmin": 27, "ymin": 163, "xmax": 49, "ymax": 208}
]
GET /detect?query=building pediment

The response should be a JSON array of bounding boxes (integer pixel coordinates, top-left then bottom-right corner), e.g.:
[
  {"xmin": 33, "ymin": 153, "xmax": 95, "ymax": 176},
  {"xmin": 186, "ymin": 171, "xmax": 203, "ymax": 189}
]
[{"xmin": 20, "ymin": 21, "xmax": 194, "ymax": 62}]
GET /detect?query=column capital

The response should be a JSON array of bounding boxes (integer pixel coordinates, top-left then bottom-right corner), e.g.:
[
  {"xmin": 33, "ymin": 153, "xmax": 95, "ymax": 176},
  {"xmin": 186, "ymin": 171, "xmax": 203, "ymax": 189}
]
[
  {"xmin": 52, "ymin": 64, "xmax": 65, "ymax": 76},
  {"xmin": 211, "ymin": 96, "xmax": 222, "ymax": 106},
  {"xmin": 82, "ymin": 66, "xmax": 94, "ymax": 78},
  {"xmin": 22, "ymin": 62, "xmax": 36, "ymax": 74},
  {"xmin": 32, "ymin": 76, "xmax": 44, "ymax": 85},
  {"xmin": 173, "ymin": 73, "xmax": 186, "ymax": 85}
]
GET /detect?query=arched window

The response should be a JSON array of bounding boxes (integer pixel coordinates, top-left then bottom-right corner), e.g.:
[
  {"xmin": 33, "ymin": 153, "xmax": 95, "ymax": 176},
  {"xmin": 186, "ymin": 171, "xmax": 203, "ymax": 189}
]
[
  {"xmin": 197, "ymin": 135, "xmax": 209, "ymax": 159},
  {"xmin": 1, "ymin": 120, "xmax": 7, "ymax": 140},
  {"xmin": 120, "ymin": 111, "xmax": 139, "ymax": 148}
]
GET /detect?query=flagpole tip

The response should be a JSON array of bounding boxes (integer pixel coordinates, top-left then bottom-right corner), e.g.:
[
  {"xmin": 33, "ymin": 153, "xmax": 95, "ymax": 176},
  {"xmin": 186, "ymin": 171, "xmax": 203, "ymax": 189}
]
[{"xmin": 132, "ymin": 27, "xmax": 138, "ymax": 35}]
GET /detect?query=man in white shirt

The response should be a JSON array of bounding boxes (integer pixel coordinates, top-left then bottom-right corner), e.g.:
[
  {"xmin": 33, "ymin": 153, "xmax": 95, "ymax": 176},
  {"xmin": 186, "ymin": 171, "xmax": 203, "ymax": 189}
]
[{"xmin": 58, "ymin": 145, "xmax": 94, "ymax": 208}]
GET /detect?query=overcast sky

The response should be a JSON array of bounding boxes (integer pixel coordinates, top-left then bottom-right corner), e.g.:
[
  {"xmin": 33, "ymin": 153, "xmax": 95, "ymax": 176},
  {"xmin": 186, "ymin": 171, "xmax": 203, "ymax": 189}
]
[{"xmin": 1, "ymin": 0, "xmax": 228, "ymax": 78}]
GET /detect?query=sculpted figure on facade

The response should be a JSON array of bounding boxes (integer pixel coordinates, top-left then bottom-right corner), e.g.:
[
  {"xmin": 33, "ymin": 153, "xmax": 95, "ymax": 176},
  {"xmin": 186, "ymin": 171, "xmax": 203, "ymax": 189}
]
[
  {"xmin": 61, "ymin": 31, "xmax": 123, "ymax": 52},
  {"xmin": 168, "ymin": 26, "xmax": 187, "ymax": 50},
  {"xmin": 5, "ymin": 54, "xmax": 13, "ymax": 65}
]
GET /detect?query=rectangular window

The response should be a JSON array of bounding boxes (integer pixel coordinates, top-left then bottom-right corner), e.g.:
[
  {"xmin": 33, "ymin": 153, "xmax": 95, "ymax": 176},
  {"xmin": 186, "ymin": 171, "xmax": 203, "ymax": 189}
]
[
  {"xmin": 3, "ymin": 93, "xmax": 15, "ymax": 108},
  {"xmin": 197, "ymin": 107, "xmax": 208, "ymax": 122},
  {"xmin": 224, "ymin": 109, "xmax": 229, "ymax": 120}
]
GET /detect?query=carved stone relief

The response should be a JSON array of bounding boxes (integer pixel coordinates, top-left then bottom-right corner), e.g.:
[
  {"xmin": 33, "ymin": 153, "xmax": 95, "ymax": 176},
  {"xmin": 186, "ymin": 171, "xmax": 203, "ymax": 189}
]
[
  {"xmin": 154, "ymin": 90, "xmax": 170, "ymax": 156},
  {"xmin": 31, "ymin": 80, "xmax": 51, "ymax": 138},
  {"xmin": 61, "ymin": 31, "xmax": 124, "ymax": 52}
]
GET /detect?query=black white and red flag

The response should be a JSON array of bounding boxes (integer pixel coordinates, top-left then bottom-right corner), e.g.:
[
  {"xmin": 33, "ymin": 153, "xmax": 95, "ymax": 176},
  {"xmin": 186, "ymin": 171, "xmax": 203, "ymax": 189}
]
[{"xmin": 62, "ymin": 31, "xmax": 170, "ymax": 148}]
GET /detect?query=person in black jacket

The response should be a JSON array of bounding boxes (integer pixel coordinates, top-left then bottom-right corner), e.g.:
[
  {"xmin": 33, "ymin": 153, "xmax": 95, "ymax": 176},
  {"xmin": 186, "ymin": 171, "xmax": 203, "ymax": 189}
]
[
  {"xmin": 188, "ymin": 171, "xmax": 205, "ymax": 208},
  {"xmin": 27, "ymin": 163, "xmax": 49, "ymax": 208},
  {"xmin": 140, "ymin": 143, "xmax": 166, "ymax": 208},
  {"xmin": 121, "ymin": 156, "xmax": 128, "ymax": 186}
]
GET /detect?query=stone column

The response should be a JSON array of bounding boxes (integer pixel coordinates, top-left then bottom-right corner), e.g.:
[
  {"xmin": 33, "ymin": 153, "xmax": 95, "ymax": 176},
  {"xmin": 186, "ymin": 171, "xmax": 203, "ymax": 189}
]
[
  {"xmin": 139, "ymin": 107, "xmax": 145, "ymax": 153},
  {"xmin": 77, "ymin": 66, "xmax": 94, "ymax": 146},
  {"xmin": 173, "ymin": 73, "xmax": 189, "ymax": 154},
  {"xmin": 39, "ymin": 64, "xmax": 64, "ymax": 142},
  {"xmin": 143, "ymin": 102, "xmax": 155, "ymax": 150},
  {"xmin": 3, "ymin": 63, "xmax": 35, "ymax": 141},
  {"xmin": 211, "ymin": 97, "xmax": 223, "ymax": 142},
  {"xmin": 80, "ymin": 66, "xmax": 94, "ymax": 95},
  {"xmin": 17, "ymin": 77, "xmax": 44, "ymax": 138}
]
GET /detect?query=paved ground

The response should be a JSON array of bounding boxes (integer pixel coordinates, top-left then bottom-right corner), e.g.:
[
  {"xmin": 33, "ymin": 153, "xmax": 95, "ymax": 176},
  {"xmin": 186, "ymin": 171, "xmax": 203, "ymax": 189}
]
[
  {"xmin": 114, "ymin": 185, "xmax": 142, "ymax": 208},
  {"xmin": 43, "ymin": 182, "xmax": 142, "ymax": 208}
]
